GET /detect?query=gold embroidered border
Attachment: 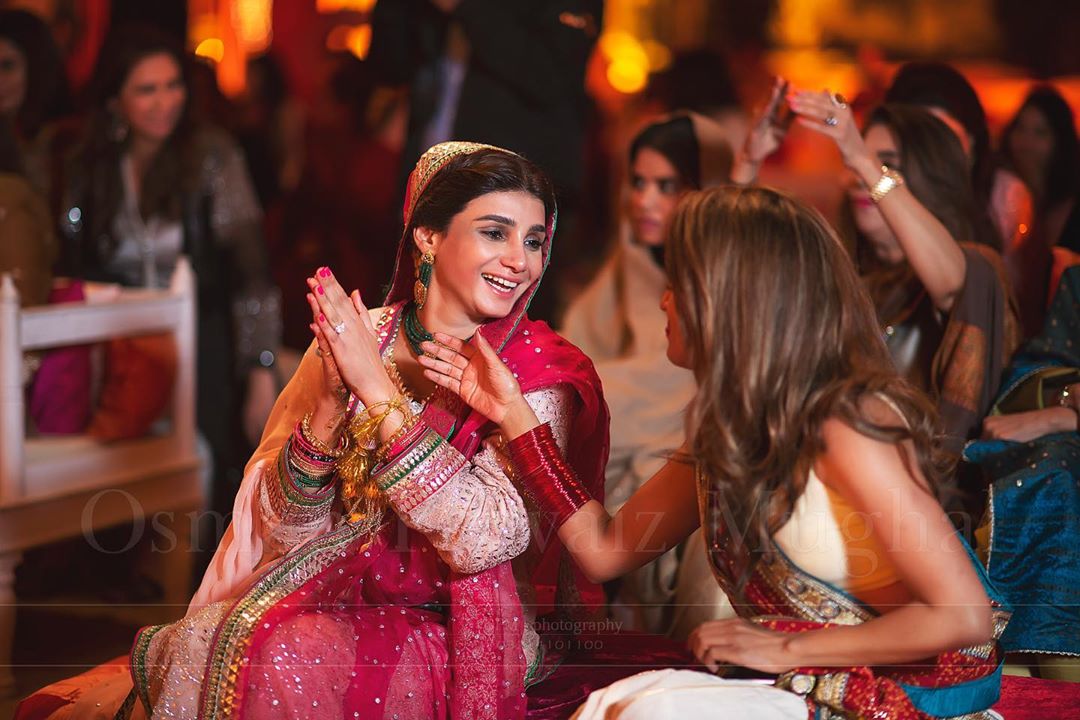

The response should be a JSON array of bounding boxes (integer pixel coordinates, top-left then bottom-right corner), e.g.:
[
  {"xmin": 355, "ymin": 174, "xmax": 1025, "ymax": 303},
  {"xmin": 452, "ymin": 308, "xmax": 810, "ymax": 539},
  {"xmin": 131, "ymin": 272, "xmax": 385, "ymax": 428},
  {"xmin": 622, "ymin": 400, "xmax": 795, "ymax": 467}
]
[
  {"xmin": 755, "ymin": 551, "xmax": 873, "ymax": 627},
  {"xmin": 381, "ymin": 434, "xmax": 466, "ymax": 512},
  {"xmin": 404, "ymin": 143, "xmax": 505, "ymax": 223},
  {"xmin": 130, "ymin": 623, "xmax": 169, "ymax": 713},
  {"xmin": 199, "ymin": 523, "xmax": 365, "ymax": 719}
]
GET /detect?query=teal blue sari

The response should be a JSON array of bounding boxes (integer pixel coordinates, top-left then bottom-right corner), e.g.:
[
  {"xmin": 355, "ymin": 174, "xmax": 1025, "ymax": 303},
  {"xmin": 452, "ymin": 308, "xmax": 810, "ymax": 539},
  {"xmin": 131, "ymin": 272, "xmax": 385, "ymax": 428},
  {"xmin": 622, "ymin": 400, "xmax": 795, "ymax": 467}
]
[{"xmin": 964, "ymin": 266, "xmax": 1080, "ymax": 656}]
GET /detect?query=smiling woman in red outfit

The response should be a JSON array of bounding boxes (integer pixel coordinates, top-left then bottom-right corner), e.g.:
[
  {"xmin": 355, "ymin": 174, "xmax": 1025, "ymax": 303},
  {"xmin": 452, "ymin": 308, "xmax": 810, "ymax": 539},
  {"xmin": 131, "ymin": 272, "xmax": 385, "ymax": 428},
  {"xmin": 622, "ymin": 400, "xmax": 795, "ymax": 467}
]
[{"xmin": 26, "ymin": 142, "xmax": 609, "ymax": 720}]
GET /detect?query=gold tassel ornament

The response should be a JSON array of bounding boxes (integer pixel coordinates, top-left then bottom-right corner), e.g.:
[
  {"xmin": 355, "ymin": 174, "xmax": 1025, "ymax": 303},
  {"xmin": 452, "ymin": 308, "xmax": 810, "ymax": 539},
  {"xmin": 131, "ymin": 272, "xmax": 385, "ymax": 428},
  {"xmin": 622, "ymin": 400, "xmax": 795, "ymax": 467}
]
[{"xmin": 337, "ymin": 395, "xmax": 409, "ymax": 530}]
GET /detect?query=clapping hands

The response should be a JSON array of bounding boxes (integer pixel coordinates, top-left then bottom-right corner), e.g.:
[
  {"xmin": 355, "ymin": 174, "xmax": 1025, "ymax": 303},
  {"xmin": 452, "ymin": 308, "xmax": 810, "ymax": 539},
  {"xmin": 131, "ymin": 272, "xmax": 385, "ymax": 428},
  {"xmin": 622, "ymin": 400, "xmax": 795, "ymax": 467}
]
[{"xmin": 305, "ymin": 266, "xmax": 396, "ymax": 409}]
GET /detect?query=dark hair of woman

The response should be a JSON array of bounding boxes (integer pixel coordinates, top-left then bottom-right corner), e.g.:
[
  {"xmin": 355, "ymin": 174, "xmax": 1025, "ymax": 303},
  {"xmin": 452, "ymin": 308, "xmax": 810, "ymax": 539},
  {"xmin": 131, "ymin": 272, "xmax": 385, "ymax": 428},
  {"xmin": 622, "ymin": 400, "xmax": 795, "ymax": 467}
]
[
  {"xmin": 72, "ymin": 25, "xmax": 196, "ymax": 253},
  {"xmin": 628, "ymin": 115, "xmax": 701, "ymax": 190},
  {"xmin": 884, "ymin": 63, "xmax": 997, "ymax": 224},
  {"xmin": 0, "ymin": 9, "xmax": 72, "ymax": 138},
  {"xmin": 1001, "ymin": 84, "xmax": 1080, "ymax": 211},
  {"xmin": 405, "ymin": 148, "xmax": 556, "ymax": 251},
  {"xmin": 665, "ymin": 185, "xmax": 950, "ymax": 582}
]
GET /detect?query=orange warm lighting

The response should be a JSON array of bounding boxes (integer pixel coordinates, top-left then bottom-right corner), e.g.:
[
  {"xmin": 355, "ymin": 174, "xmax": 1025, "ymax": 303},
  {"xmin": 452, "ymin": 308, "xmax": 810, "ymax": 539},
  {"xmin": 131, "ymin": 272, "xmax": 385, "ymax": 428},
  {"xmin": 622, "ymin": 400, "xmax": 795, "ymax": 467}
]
[
  {"xmin": 599, "ymin": 30, "xmax": 650, "ymax": 95},
  {"xmin": 607, "ymin": 59, "xmax": 647, "ymax": 94},
  {"xmin": 189, "ymin": 4, "xmax": 247, "ymax": 97},
  {"xmin": 235, "ymin": 0, "xmax": 273, "ymax": 54},
  {"xmin": 194, "ymin": 38, "xmax": 225, "ymax": 63},
  {"xmin": 317, "ymin": 0, "xmax": 376, "ymax": 12},
  {"xmin": 326, "ymin": 24, "xmax": 372, "ymax": 59},
  {"xmin": 642, "ymin": 40, "xmax": 672, "ymax": 73}
]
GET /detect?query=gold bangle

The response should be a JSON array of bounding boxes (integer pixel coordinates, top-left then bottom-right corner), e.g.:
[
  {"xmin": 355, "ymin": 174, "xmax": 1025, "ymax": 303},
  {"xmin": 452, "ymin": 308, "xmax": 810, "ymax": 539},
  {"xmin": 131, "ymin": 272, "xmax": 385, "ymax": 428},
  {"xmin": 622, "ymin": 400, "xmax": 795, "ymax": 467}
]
[
  {"xmin": 300, "ymin": 413, "xmax": 347, "ymax": 458},
  {"xmin": 870, "ymin": 166, "xmax": 904, "ymax": 203},
  {"xmin": 346, "ymin": 394, "xmax": 408, "ymax": 445},
  {"xmin": 375, "ymin": 414, "xmax": 419, "ymax": 464},
  {"xmin": 363, "ymin": 394, "xmax": 407, "ymax": 421}
]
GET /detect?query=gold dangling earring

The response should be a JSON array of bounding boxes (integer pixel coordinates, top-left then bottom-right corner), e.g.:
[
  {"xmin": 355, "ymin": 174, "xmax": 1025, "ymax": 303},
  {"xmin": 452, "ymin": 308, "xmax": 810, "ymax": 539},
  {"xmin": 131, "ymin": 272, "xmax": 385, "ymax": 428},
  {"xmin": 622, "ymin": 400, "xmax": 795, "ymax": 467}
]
[{"xmin": 414, "ymin": 251, "xmax": 435, "ymax": 308}]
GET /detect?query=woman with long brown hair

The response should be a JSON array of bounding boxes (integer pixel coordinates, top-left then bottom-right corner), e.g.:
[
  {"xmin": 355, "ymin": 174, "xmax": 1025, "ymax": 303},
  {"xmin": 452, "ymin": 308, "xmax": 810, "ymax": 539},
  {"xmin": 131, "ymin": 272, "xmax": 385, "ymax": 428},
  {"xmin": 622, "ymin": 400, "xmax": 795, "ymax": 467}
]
[{"xmin": 423, "ymin": 185, "xmax": 1008, "ymax": 718}]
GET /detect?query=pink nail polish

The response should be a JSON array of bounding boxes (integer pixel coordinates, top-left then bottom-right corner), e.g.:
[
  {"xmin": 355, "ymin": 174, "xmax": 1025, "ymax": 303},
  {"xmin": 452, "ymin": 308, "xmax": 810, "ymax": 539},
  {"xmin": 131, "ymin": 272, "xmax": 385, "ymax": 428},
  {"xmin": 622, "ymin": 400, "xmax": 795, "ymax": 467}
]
[
  {"xmin": 316, "ymin": 286, "xmax": 324, "ymax": 295},
  {"xmin": 319, "ymin": 313, "xmax": 326, "ymax": 323},
  {"xmin": 319, "ymin": 267, "xmax": 332, "ymax": 278}
]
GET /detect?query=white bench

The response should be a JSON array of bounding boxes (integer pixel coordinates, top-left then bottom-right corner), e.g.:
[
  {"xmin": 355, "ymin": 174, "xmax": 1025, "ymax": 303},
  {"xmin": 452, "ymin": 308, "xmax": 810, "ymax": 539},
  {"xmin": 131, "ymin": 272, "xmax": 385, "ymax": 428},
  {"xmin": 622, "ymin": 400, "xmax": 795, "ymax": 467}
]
[{"xmin": 0, "ymin": 259, "xmax": 204, "ymax": 697}]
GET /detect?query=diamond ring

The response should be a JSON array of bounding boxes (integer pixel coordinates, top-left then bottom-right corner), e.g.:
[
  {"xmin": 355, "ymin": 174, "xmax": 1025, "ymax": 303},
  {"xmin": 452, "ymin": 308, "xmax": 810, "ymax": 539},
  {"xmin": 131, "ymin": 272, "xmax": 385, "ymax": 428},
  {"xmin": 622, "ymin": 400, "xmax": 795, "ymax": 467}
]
[
  {"xmin": 825, "ymin": 114, "xmax": 838, "ymax": 127},
  {"xmin": 332, "ymin": 320, "xmax": 346, "ymax": 335}
]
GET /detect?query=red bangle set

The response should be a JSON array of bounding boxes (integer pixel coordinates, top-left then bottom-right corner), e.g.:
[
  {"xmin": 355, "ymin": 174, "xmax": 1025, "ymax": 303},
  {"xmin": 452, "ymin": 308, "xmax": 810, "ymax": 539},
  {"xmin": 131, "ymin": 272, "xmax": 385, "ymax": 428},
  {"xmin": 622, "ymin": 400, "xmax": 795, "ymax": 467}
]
[{"xmin": 507, "ymin": 423, "xmax": 591, "ymax": 531}]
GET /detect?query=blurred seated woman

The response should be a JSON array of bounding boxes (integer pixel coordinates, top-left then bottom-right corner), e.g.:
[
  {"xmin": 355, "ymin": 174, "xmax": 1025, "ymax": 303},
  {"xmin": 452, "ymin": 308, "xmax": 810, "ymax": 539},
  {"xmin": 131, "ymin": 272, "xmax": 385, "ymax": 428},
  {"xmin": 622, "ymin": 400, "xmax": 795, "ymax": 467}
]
[
  {"xmin": 423, "ymin": 185, "xmax": 1008, "ymax": 719},
  {"xmin": 1001, "ymin": 85, "xmax": 1080, "ymax": 259},
  {"xmin": 884, "ymin": 62, "xmax": 1037, "ymax": 334},
  {"xmin": 966, "ymin": 263, "xmax": 1080, "ymax": 678},
  {"xmin": 58, "ymin": 28, "xmax": 281, "ymax": 487},
  {"xmin": 788, "ymin": 96, "xmax": 1020, "ymax": 456},
  {"xmin": 561, "ymin": 113, "xmax": 730, "ymax": 635}
]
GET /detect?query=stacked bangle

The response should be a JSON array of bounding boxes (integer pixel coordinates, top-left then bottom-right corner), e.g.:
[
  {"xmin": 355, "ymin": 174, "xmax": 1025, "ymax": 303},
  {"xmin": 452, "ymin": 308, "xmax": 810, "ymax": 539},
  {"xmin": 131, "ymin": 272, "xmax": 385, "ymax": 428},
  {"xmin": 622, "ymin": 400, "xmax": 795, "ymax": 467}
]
[
  {"xmin": 300, "ymin": 413, "xmax": 347, "ymax": 458},
  {"xmin": 506, "ymin": 423, "xmax": 591, "ymax": 531},
  {"xmin": 266, "ymin": 445, "xmax": 335, "ymax": 525},
  {"xmin": 287, "ymin": 415, "xmax": 347, "ymax": 489}
]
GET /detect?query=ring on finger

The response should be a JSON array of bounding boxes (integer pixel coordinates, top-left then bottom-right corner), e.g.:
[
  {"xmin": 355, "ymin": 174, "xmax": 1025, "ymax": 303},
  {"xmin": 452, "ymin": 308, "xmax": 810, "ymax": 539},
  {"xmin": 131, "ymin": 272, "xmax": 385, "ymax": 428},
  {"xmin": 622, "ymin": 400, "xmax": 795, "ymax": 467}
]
[
  {"xmin": 315, "ymin": 347, "xmax": 323, "ymax": 357},
  {"xmin": 825, "ymin": 114, "xmax": 838, "ymax": 126},
  {"xmin": 332, "ymin": 320, "xmax": 347, "ymax": 335}
]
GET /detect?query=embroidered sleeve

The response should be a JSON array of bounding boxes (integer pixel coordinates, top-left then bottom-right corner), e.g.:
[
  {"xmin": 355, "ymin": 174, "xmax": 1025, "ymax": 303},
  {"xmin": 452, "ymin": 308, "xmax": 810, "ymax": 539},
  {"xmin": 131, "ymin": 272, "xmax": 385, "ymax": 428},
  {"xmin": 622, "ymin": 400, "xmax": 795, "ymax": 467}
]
[
  {"xmin": 372, "ymin": 385, "xmax": 578, "ymax": 574},
  {"xmin": 257, "ymin": 431, "xmax": 336, "ymax": 554}
]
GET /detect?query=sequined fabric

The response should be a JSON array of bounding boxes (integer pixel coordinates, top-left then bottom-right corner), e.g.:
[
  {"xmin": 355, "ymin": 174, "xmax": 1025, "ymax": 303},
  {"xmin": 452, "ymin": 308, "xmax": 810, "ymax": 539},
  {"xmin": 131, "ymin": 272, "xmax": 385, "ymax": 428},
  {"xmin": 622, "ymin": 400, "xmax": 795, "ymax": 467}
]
[
  {"xmin": 199, "ymin": 132, "xmax": 282, "ymax": 367},
  {"xmin": 128, "ymin": 383, "xmax": 580, "ymax": 719}
]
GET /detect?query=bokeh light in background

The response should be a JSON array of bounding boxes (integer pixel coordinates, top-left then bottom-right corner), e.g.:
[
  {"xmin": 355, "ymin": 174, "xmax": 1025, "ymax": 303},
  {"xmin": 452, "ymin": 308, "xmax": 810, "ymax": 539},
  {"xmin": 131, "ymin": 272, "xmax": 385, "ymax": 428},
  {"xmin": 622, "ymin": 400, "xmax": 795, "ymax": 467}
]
[
  {"xmin": 325, "ymin": 22, "xmax": 371, "ymax": 60},
  {"xmin": 235, "ymin": 0, "xmax": 273, "ymax": 54},
  {"xmin": 587, "ymin": 0, "xmax": 1078, "ymax": 134},
  {"xmin": 187, "ymin": 0, "xmax": 379, "ymax": 96},
  {"xmin": 194, "ymin": 36, "xmax": 225, "ymax": 63},
  {"xmin": 600, "ymin": 31, "xmax": 651, "ymax": 94},
  {"xmin": 171, "ymin": 0, "xmax": 1080, "ymax": 128},
  {"xmin": 319, "ymin": 0, "xmax": 375, "ymax": 59},
  {"xmin": 188, "ymin": 0, "xmax": 273, "ymax": 95},
  {"xmin": 315, "ymin": 0, "xmax": 375, "ymax": 11}
]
